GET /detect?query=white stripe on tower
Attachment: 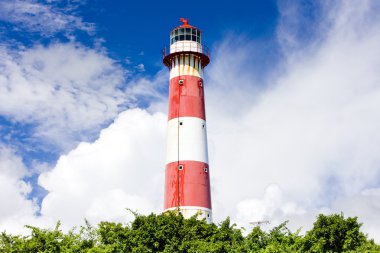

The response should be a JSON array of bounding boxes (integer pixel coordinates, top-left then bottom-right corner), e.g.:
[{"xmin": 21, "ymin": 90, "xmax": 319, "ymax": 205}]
[{"xmin": 166, "ymin": 117, "xmax": 208, "ymax": 164}]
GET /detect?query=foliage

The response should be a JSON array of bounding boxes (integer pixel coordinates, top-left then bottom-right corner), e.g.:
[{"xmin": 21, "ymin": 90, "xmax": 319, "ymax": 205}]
[
  {"xmin": 1, "ymin": 212, "xmax": 379, "ymax": 253},
  {"xmin": 300, "ymin": 213, "xmax": 380, "ymax": 253}
]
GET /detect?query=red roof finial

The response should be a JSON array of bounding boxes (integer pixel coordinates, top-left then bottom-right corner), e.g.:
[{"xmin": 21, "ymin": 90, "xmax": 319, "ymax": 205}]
[{"xmin": 179, "ymin": 18, "xmax": 189, "ymax": 27}]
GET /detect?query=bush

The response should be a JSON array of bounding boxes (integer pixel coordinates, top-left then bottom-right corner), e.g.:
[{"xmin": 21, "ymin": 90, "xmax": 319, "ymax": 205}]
[{"xmin": 1, "ymin": 212, "xmax": 379, "ymax": 253}]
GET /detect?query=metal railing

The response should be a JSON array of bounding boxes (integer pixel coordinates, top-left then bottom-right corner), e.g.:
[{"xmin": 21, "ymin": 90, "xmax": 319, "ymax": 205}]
[{"xmin": 162, "ymin": 42, "xmax": 210, "ymax": 59}]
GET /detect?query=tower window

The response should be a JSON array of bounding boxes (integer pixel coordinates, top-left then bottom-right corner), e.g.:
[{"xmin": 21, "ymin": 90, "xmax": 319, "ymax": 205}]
[
  {"xmin": 204, "ymin": 167, "xmax": 208, "ymax": 173},
  {"xmin": 179, "ymin": 121, "xmax": 183, "ymax": 126},
  {"xmin": 178, "ymin": 165, "xmax": 184, "ymax": 170},
  {"xmin": 199, "ymin": 81, "xmax": 203, "ymax": 87},
  {"xmin": 171, "ymin": 28, "xmax": 201, "ymax": 44},
  {"xmin": 179, "ymin": 79, "xmax": 184, "ymax": 85}
]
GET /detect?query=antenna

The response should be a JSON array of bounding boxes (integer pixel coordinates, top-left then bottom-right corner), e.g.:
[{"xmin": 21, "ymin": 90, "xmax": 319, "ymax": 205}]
[{"xmin": 250, "ymin": 220, "xmax": 270, "ymax": 227}]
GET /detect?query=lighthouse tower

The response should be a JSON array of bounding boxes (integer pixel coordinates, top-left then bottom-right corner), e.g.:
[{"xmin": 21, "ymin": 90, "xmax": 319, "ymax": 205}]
[{"xmin": 163, "ymin": 18, "xmax": 212, "ymax": 223}]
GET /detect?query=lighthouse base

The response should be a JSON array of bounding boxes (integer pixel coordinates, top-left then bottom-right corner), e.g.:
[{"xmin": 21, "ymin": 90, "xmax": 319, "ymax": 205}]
[{"xmin": 163, "ymin": 206, "xmax": 212, "ymax": 224}]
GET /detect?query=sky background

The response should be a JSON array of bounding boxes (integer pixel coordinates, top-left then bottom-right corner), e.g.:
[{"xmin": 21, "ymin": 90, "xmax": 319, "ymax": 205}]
[{"xmin": 1, "ymin": 0, "xmax": 380, "ymax": 242}]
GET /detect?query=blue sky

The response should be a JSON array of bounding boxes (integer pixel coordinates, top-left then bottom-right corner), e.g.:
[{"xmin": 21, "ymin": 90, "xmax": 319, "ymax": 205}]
[{"xmin": 1, "ymin": 0, "xmax": 380, "ymax": 242}]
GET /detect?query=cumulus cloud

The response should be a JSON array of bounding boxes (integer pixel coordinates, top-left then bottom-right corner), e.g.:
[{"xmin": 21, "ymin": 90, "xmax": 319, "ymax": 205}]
[
  {"xmin": 0, "ymin": 145, "xmax": 41, "ymax": 234},
  {"xmin": 0, "ymin": 0, "xmax": 94, "ymax": 35},
  {"xmin": 236, "ymin": 184, "xmax": 306, "ymax": 227},
  {"xmin": 37, "ymin": 109, "xmax": 166, "ymax": 228},
  {"xmin": 0, "ymin": 42, "xmax": 126, "ymax": 149},
  {"xmin": 206, "ymin": 0, "xmax": 380, "ymax": 240}
]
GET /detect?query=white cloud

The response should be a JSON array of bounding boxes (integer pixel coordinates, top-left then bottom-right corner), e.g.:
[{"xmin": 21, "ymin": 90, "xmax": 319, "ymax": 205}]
[
  {"xmin": 135, "ymin": 63, "xmax": 145, "ymax": 72},
  {"xmin": 37, "ymin": 109, "xmax": 166, "ymax": 228},
  {"xmin": 206, "ymin": 0, "xmax": 380, "ymax": 241},
  {"xmin": 125, "ymin": 68, "xmax": 167, "ymax": 104},
  {"xmin": 0, "ymin": 145, "xmax": 42, "ymax": 234},
  {"xmin": 0, "ymin": 0, "xmax": 94, "ymax": 35},
  {"xmin": 0, "ymin": 42, "xmax": 126, "ymax": 149},
  {"xmin": 236, "ymin": 184, "xmax": 306, "ymax": 228}
]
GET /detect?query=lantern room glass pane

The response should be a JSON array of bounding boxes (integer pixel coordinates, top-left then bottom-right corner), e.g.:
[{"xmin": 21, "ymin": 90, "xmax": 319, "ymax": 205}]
[
  {"xmin": 196, "ymin": 37, "xmax": 200, "ymax": 43},
  {"xmin": 179, "ymin": 35, "xmax": 184, "ymax": 40},
  {"xmin": 174, "ymin": 36, "xmax": 179, "ymax": 42},
  {"xmin": 196, "ymin": 30, "xmax": 200, "ymax": 36},
  {"xmin": 192, "ymin": 35, "xmax": 196, "ymax": 41},
  {"xmin": 185, "ymin": 28, "xmax": 191, "ymax": 34},
  {"xmin": 178, "ymin": 28, "xmax": 184, "ymax": 35},
  {"xmin": 175, "ymin": 29, "xmax": 178, "ymax": 35},
  {"xmin": 192, "ymin": 29, "xmax": 197, "ymax": 35},
  {"xmin": 186, "ymin": 35, "xmax": 191, "ymax": 40}
]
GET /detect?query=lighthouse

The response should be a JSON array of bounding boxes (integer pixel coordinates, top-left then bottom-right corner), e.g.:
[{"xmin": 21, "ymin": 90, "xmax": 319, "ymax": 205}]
[{"xmin": 162, "ymin": 18, "xmax": 212, "ymax": 223}]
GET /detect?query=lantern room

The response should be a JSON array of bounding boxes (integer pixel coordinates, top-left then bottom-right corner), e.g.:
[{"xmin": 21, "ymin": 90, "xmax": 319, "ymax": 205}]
[
  {"xmin": 170, "ymin": 18, "xmax": 202, "ymax": 44},
  {"xmin": 163, "ymin": 18, "xmax": 210, "ymax": 68},
  {"xmin": 170, "ymin": 27, "xmax": 202, "ymax": 44},
  {"xmin": 168, "ymin": 18, "xmax": 206, "ymax": 55}
]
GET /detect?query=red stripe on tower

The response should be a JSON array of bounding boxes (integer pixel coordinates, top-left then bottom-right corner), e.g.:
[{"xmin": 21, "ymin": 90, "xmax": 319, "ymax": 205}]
[
  {"xmin": 162, "ymin": 18, "xmax": 212, "ymax": 223},
  {"xmin": 168, "ymin": 75, "xmax": 205, "ymax": 120}
]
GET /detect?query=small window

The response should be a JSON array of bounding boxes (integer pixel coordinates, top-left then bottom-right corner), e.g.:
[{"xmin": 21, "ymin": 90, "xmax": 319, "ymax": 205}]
[
  {"xmin": 202, "ymin": 124, "xmax": 205, "ymax": 129},
  {"xmin": 179, "ymin": 35, "xmax": 184, "ymax": 41},
  {"xmin": 179, "ymin": 121, "xmax": 183, "ymax": 126},
  {"xmin": 178, "ymin": 165, "xmax": 184, "ymax": 170},
  {"xmin": 204, "ymin": 167, "xmax": 208, "ymax": 173},
  {"xmin": 186, "ymin": 35, "xmax": 191, "ymax": 40},
  {"xmin": 199, "ymin": 81, "xmax": 203, "ymax": 87},
  {"xmin": 207, "ymin": 214, "xmax": 210, "ymax": 218},
  {"xmin": 179, "ymin": 79, "xmax": 184, "ymax": 85},
  {"xmin": 185, "ymin": 28, "xmax": 191, "ymax": 34}
]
